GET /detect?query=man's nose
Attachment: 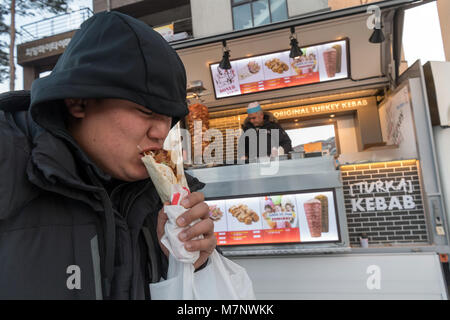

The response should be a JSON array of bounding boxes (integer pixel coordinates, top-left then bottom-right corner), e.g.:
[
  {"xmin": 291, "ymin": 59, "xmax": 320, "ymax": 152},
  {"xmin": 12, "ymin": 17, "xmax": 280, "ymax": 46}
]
[{"xmin": 146, "ymin": 121, "xmax": 169, "ymax": 143}]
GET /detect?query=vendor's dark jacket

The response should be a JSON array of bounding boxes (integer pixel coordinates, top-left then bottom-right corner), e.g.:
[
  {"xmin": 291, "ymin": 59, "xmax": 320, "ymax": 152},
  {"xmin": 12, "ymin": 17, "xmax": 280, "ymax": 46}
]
[
  {"xmin": 0, "ymin": 11, "xmax": 202, "ymax": 300},
  {"xmin": 241, "ymin": 112, "xmax": 292, "ymax": 160}
]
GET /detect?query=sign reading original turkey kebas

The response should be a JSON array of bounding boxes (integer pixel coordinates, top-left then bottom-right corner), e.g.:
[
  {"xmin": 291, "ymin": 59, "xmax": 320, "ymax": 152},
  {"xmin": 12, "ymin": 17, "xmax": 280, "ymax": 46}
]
[{"xmin": 271, "ymin": 97, "xmax": 375, "ymax": 120}]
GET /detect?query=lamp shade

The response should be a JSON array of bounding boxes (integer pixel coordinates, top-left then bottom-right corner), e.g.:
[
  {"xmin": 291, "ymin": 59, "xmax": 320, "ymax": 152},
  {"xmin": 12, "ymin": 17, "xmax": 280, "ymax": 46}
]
[
  {"xmin": 219, "ymin": 50, "xmax": 231, "ymax": 70},
  {"xmin": 369, "ymin": 28, "xmax": 385, "ymax": 43},
  {"xmin": 289, "ymin": 37, "xmax": 302, "ymax": 59}
]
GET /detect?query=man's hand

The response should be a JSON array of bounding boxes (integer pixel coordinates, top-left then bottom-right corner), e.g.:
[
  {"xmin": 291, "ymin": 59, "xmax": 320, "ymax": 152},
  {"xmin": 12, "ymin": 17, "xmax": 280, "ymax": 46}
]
[{"xmin": 156, "ymin": 192, "xmax": 217, "ymax": 270}]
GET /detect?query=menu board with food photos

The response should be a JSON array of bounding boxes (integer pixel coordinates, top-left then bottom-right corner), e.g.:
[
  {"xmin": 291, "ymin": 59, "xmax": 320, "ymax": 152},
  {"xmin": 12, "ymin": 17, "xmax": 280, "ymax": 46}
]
[
  {"xmin": 206, "ymin": 190, "xmax": 340, "ymax": 246},
  {"xmin": 210, "ymin": 39, "xmax": 349, "ymax": 99}
]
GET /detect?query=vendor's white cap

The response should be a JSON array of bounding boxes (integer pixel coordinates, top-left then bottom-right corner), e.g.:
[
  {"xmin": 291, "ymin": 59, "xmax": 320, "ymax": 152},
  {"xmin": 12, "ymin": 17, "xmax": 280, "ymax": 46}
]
[{"xmin": 247, "ymin": 102, "xmax": 262, "ymax": 114}]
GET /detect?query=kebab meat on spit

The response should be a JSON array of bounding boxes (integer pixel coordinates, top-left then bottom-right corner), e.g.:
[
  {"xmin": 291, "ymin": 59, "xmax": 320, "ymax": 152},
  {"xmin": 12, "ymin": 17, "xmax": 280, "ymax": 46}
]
[{"xmin": 186, "ymin": 103, "xmax": 209, "ymax": 162}]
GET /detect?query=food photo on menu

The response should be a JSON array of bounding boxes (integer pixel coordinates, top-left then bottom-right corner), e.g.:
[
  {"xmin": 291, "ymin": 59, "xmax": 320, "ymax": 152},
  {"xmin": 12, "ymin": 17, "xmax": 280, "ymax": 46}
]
[
  {"xmin": 265, "ymin": 57, "xmax": 289, "ymax": 74},
  {"xmin": 262, "ymin": 51, "xmax": 292, "ymax": 79},
  {"xmin": 261, "ymin": 195, "xmax": 298, "ymax": 229},
  {"xmin": 290, "ymin": 47, "xmax": 319, "ymax": 76},
  {"xmin": 295, "ymin": 191, "xmax": 339, "ymax": 242},
  {"xmin": 212, "ymin": 63, "xmax": 241, "ymax": 97},
  {"xmin": 208, "ymin": 204, "xmax": 223, "ymax": 222},
  {"xmin": 229, "ymin": 204, "xmax": 260, "ymax": 225},
  {"xmin": 225, "ymin": 197, "xmax": 265, "ymax": 245},
  {"xmin": 236, "ymin": 57, "xmax": 263, "ymax": 84},
  {"xmin": 317, "ymin": 40, "xmax": 347, "ymax": 82},
  {"xmin": 225, "ymin": 198, "xmax": 263, "ymax": 231},
  {"xmin": 207, "ymin": 199, "xmax": 228, "ymax": 229}
]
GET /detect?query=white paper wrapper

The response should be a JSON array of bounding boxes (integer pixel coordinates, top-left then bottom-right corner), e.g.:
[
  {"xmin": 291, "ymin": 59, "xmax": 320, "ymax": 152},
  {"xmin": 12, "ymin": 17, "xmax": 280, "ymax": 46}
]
[
  {"xmin": 141, "ymin": 152, "xmax": 188, "ymax": 203},
  {"xmin": 161, "ymin": 205, "xmax": 200, "ymax": 264},
  {"xmin": 161, "ymin": 185, "xmax": 202, "ymax": 263}
]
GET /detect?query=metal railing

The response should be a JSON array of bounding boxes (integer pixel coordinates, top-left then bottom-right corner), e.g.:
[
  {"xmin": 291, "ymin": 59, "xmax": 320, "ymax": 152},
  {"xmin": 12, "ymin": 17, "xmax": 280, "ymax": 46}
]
[{"xmin": 19, "ymin": 8, "xmax": 93, "ymax": 44}]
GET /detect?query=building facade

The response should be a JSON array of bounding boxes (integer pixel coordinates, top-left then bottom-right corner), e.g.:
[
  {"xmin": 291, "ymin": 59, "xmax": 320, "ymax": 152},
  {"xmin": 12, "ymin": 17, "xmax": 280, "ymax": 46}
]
[{"xmin": 17, "ymin": 0, "xmax": 449, "ymax": 88}]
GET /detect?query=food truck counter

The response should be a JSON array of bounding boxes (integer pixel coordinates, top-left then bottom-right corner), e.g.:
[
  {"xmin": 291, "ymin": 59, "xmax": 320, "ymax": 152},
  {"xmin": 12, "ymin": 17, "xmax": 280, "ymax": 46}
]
[{"xmin": 186, "ymin": 156, "xmax": 350, "ymax": 256}]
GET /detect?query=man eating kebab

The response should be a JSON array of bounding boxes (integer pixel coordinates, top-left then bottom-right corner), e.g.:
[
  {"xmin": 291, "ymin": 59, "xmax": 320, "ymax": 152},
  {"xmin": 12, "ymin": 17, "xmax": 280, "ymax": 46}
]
[{"xmin": 0, "ymin": 11, "xmax": 216, "ymax": 299}]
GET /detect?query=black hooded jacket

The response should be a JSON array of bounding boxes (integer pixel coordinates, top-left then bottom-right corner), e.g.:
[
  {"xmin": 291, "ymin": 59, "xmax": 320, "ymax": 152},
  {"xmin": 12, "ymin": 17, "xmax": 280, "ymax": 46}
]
[
  {"xmin": 241, "ymin": 111, "xmax": 292, "ymax": 160},
  {"xmin": 0, "ymin": 12, "xmax": 203, "ymax": 300}
]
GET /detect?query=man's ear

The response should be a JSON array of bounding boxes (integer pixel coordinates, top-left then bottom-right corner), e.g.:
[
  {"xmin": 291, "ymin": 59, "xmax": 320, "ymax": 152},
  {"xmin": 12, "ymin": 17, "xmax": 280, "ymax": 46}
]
[{"xmin": 64, "ymin": 98, "xmax": 86, "ymax": 119}]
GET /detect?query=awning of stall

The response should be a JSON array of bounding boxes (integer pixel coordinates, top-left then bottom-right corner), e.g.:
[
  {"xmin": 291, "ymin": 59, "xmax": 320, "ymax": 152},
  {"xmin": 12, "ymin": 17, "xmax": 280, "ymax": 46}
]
[{"xmin": 172, "ymin": 0, "xmax": 417, "ymax": 110}]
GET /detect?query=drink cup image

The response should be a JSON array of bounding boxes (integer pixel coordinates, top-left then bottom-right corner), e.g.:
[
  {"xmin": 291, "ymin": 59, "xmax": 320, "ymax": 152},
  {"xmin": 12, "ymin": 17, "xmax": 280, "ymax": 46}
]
[
  {"xmin": 303, "ymin": 199, "xmax": 322, "ymax": 237},
  {"xmin": 323, "ymin": 47, "xmax": 337, "ymax": 78},
  {"xmin": 360, "ymin": 237, "xmax": 369, "ymax": 248},
  {"xmin": 360, "ymin": 233, "xmax": 369, "ymax": 248}
]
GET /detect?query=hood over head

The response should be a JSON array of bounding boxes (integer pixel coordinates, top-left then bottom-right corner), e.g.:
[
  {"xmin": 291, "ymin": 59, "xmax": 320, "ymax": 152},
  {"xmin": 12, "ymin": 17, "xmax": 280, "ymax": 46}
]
[{"xmin": 30, "ymin": 11, "xmax": 188, "ymax": 129}]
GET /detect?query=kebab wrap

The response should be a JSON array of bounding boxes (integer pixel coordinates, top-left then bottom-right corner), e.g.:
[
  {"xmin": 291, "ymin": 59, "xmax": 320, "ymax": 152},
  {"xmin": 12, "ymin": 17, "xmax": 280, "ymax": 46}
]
[{"xmin": 141, "ymin": 149, "xmax": 189, "ymax": 203}]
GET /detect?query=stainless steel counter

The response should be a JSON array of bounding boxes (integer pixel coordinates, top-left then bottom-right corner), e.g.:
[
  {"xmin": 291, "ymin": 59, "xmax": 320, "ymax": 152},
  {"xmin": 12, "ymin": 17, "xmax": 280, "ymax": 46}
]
[{"xmin": 186, "ymin": 156, "xmax": 341, "ymax": 199}]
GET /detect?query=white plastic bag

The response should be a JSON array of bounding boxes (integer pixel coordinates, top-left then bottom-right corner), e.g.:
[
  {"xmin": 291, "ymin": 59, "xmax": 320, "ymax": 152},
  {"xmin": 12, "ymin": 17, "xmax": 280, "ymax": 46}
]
[
  {"xmin": 150, "ymin": 186, "xmax": 256, "ymax": 300},
  {"xmin": 191, "ymin": 250, "xmax": 256, "ymax": 300},
  {"xmin": 150, "ymin": 249, "xmax": 256, "ymax": 300}
]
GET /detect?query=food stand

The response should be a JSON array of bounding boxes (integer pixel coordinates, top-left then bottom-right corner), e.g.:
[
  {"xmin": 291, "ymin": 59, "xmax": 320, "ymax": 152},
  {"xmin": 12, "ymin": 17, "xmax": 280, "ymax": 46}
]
[{"xmin": 172, "ymin": 1, "xmax": 449, "ymax": 299}]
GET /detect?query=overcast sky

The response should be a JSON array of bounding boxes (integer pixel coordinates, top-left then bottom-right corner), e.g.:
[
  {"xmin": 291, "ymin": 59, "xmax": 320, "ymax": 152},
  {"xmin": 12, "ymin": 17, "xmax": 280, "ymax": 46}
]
[
  {"xmin": 0, "ymin": 1, "xmax": 446, "ymax": 94},
  {"xmin": 287, "ymin": 125, "xmax": 336, "ymax": 147},
  {"xmin": 403, "ymin": 1, "xmax": 446, "ymax": 65}
]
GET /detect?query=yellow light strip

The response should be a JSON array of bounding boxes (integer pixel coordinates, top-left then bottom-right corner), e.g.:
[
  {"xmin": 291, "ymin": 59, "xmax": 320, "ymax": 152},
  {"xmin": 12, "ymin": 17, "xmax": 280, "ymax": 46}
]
[{"xmin": 340, "ymin": 159, "xmax": 418, "ymax": 171}]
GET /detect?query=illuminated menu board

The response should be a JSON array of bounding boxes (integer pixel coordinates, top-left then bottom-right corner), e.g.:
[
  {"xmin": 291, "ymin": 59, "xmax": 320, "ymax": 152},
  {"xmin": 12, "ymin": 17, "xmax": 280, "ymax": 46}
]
[
  {"xmin": 210, "ymin": 39, "xmax": 349, "ymax": 99},
  {"xmin": 206, "ymin": 190, "xmax": 340, "ymax": 246}
]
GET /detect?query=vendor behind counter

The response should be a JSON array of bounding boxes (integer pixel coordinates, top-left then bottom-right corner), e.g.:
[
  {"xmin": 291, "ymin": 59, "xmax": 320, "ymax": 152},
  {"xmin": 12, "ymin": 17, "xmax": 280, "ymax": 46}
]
[{"xmin": 241, "ymin": 102, "xmax": 293, "ymax": 161}]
